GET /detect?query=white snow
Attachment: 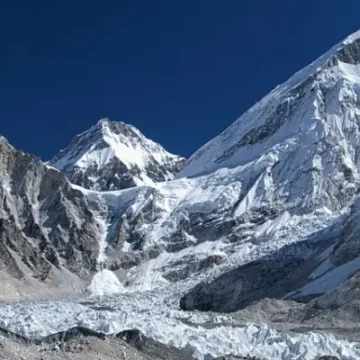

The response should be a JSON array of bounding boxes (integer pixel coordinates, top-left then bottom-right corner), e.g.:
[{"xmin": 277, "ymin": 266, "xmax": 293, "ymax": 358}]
[
  {"xmin": 87, "ymin": 269, "xmax": 126, "ymax": 297},
  {"xmin": 92, "ymin": 212, "xmax": 109, "ymax": 266}
]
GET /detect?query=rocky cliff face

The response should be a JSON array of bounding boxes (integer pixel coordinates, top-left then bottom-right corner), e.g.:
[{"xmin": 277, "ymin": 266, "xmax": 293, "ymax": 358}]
[
  {"xmin": 0, "ymin": 136, "xmax": 103, "ymax": 283},
  {"xmin": 49, "ymin": 118, "xmax": 185, "ymax": 191}
]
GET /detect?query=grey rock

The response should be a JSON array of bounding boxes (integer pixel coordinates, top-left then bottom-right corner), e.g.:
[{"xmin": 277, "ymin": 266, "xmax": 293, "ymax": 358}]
[
  {"xmin": 0, "ymin": 326, "xmax": 195, "ymax": 360},
  {"xmin": 0, "ymin": 137, "xmax": 102, "ymax": 283},
  {"xmin": 332, "ymin": 198, "xmax": 360, "ymax": 266},
  {"xmin": 117, "ymin": 329, "xmax": 194, "ymax": 360}
]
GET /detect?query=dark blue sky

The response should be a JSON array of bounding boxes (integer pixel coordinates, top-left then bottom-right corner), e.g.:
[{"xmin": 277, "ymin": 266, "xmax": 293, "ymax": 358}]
[{"xmin": 1, "ymin": 1, "xmax": 360, "ymax": 159}]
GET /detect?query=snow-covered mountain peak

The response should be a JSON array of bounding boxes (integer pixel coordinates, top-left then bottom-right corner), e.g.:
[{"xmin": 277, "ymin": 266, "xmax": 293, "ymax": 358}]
[
  {"xmin": 97, "ymin": 116, "xmax": 110, "ymax": 125},
  {"xmin": 96, "ymin": 117, "xmax": 143, "ymax": 139},
  {"xmin": 179, "ymin": 30, "xmax": 360, "ymax": 188},
  {"xmin": 49, "ymin": 118, "xmax": 185, "ymax": 191}
]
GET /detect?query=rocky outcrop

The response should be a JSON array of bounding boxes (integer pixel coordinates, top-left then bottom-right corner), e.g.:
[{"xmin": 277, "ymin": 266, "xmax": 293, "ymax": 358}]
[
  {"xmin": 117, "ymin": 330, "xmax": 194, "ymax": 360},
  {"xmin": 332, "ymin": 198, "xmax": 360, "ymax": 266},
  {"xmin": 0, "ymin": 137, "xmax": 102, "ymax": 281},
  {"xmin": 0, "ymin": 326, "xmax": 195, "ymax": 360}
]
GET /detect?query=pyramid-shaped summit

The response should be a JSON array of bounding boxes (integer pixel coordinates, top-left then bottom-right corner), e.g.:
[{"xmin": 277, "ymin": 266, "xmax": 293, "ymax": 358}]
[{"xmin": 49, "ymin": 118, "xmax": 185, "ymax": 191}]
